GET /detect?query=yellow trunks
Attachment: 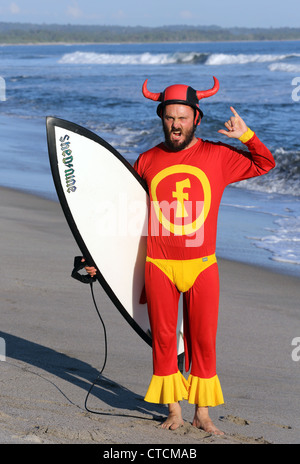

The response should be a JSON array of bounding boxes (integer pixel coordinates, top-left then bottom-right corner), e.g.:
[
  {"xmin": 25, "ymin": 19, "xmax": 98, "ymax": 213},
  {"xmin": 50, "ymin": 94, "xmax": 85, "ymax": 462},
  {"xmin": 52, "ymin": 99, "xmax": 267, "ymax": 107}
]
[{"xmin": 146, "ymin": 253, "xmax": 217, "ymax": 293}]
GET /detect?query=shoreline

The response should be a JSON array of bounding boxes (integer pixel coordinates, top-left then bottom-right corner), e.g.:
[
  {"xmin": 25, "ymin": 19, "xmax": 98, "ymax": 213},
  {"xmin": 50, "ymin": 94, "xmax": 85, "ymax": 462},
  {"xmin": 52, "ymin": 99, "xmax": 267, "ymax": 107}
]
[
  {"xmin": 3, "ymin": 179, "xmax": 299, "ymax": 279},
  {"xmin": 1, "ymin": 184, "xmax": 299, "ymax": 444}
]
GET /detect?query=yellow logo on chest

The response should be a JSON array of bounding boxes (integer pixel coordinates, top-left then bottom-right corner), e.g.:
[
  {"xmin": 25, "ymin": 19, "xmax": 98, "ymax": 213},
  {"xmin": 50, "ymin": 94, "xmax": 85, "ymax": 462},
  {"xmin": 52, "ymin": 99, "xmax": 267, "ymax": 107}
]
[{"xmin": 150, "ymin": 164, "xmax": 211, "ymax": 236}]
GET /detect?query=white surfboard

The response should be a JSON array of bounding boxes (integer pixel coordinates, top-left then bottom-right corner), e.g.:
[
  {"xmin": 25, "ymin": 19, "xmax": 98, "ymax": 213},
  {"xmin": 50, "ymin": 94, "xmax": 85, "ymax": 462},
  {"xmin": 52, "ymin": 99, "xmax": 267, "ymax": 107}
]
[{"xmin": 46, "ymin": 117, "xmax": 184, "ymax": 362}]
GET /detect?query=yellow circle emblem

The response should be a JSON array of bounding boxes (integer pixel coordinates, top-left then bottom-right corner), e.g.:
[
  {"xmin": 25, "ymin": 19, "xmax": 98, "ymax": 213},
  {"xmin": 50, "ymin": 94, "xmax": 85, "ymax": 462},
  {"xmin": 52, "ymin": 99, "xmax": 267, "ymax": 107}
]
[{"xmin": 151, "ymin": 164, "xmax": 211, "ymax": 235}]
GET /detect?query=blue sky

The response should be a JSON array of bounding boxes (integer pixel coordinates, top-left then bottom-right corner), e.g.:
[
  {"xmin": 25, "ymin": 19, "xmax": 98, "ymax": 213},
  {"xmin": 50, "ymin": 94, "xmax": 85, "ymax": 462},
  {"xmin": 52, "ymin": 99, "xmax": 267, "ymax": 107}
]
[{"xmin": 0, "ymin": 0, "xmax": 299, "ymax": 28}]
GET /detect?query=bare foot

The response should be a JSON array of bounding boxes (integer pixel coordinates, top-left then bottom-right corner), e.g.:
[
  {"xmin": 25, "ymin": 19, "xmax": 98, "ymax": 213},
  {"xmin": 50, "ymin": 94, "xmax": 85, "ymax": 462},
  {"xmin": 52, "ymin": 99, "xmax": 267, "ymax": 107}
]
[
  {"xmin": 161, "ymin": 402, "xmax": 184, "ymax": 430},
  {"xmin": 192, "ymin": 406, "xmax": 224, "ymax": 436}
]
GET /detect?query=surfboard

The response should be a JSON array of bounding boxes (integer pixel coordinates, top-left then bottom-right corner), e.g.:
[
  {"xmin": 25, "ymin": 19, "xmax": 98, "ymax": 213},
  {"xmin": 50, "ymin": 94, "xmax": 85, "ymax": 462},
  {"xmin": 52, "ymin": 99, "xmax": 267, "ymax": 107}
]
[{"xmin": 46, "ymin": 117, "xmax": 184, "ymax": 361}]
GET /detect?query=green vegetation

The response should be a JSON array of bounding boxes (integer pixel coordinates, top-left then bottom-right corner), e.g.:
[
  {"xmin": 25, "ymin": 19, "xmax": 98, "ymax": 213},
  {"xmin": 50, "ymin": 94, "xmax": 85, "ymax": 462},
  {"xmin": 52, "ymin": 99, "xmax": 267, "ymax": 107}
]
[{"xmin": 0, "ymin": 22, "xmax": 299, "ymax": 44}]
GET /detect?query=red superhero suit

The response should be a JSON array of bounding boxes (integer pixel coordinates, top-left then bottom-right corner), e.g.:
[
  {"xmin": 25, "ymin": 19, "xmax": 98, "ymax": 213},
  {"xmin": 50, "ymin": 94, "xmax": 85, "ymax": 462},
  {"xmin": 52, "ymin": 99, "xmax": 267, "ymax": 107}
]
[{"xmin": 134, "ymin": 129, "xmax": 275, "ymax": 407}]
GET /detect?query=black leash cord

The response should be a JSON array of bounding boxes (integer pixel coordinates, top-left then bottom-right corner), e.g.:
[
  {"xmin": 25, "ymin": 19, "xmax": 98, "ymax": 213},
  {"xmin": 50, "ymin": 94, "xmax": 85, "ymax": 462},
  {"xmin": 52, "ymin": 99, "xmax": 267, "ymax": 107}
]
[
  {"xmin": 84, "ymin": 281, "xmax": 108, "ymax": 415},
  {"xmin": 71, "ymin": 257, "xmax": 109, "ymax": 414}
]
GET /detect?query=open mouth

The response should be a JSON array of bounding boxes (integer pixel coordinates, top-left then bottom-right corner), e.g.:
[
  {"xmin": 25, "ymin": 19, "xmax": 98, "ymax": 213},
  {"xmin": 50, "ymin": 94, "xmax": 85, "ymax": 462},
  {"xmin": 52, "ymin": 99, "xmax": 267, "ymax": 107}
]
[{"xmin": 171, "ymin": 130, "xmax": 182, "ymax": 140}]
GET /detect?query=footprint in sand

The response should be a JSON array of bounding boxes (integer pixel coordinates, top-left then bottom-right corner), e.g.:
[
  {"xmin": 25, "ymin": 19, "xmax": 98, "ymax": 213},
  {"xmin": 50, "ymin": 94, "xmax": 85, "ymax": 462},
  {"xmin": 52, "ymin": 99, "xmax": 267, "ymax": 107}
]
[{"xmin": 219, "ymin": 415, "xmax": 250, "ymax": 426}]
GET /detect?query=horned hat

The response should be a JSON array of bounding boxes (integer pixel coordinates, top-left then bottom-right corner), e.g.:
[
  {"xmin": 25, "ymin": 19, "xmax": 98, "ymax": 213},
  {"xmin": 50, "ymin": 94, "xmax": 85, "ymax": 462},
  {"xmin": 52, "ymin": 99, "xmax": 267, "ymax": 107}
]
[{"xmin": 142, "ymin": 76, "xmax": 219, "ymax": 125}]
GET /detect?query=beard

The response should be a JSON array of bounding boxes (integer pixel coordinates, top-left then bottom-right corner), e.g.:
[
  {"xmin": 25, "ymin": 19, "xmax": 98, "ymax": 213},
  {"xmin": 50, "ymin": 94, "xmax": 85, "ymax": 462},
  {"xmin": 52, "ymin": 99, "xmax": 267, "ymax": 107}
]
[{"xmin": 163, "ymin": 122, "xmax": 196, "ymax": 152}]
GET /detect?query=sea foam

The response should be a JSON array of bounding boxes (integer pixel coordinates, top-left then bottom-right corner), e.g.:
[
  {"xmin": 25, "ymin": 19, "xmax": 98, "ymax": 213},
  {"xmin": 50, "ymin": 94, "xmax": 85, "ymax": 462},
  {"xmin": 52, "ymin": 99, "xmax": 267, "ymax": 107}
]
[{"xmin": 58, "ymin": 51, "xmax": 300, "ymax": 67}]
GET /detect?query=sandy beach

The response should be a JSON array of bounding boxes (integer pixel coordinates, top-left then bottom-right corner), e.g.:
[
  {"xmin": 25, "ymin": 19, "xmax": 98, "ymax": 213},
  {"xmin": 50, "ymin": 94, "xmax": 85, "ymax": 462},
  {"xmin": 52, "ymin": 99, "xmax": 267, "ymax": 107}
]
[{"xmin": 1, "ymin": 185, "xmax": 299, "ymax": 446}]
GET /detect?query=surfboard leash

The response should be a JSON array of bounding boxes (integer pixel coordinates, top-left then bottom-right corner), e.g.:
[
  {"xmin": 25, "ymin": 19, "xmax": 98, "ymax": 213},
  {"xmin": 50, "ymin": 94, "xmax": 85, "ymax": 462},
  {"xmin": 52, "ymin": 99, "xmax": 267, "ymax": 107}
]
[{"xmin": 71, "ymin": 256, "xmax": 108, "ymax": 415}]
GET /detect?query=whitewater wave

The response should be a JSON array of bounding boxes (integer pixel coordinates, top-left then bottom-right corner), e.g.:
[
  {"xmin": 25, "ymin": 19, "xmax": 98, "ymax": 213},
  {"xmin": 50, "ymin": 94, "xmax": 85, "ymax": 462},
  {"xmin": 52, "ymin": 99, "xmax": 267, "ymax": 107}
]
[
  {"xmin": 250, "ymin": 215, "xmax": 300, "ymax": 266},
  {"xmin": 234, "ymin": 147, "xmax": 300, "ymax": 197},
  {"xmin": 58, "ymin": 51, "xmax": 208, "ymax": 65},
  {"xmin": 58, "ymin": 51, "xmax": 300, "ymax": 66},
  {"xmin": 205, "ymin": 53, "xmax": 296, "ymax": 65},
  {"xmin": 269, "ymin": 62, "xmax": 300, "ymax": 73}
]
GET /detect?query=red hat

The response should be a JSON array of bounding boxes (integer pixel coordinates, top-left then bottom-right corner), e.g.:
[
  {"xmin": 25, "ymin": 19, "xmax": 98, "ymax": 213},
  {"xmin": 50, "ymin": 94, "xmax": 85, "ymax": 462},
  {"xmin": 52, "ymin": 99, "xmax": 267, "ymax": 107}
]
[{"xmin": 142, "ymin": 76, "xmax": 219, "ymax": 125}]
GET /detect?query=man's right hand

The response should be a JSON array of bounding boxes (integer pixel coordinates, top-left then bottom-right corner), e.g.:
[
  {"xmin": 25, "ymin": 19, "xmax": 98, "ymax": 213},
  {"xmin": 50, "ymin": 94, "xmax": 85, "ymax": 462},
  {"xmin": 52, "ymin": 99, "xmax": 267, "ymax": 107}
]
[
  {"xmin": 218, "ymin": 106, "xmax": 248, "ymax": 139},
  {"xmin": 81, "ymin": 258, "xmax": 97, "ymax": 277}
]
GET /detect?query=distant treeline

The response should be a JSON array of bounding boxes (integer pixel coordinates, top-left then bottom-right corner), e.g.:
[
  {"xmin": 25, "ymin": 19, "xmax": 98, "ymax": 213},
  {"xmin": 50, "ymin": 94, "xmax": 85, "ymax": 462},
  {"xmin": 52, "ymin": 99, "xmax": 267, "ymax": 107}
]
[{"xmin": 0, "ymin": 22, "xmax": 300, "ymax": 44}]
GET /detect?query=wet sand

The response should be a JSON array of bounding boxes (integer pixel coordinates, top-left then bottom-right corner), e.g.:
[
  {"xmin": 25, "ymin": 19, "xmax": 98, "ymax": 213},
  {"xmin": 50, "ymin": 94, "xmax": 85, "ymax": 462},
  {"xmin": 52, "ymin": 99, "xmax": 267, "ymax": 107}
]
[{"xmin": 0, "ymin": 186, "xmax": 299, "ymax": 445}]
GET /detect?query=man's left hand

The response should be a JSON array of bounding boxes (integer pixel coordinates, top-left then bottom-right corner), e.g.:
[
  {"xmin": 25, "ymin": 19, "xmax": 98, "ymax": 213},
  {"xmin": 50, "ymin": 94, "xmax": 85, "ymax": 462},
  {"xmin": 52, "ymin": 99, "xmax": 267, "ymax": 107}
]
[{"xmin": 218, "ymin": 107, "xmax": 248, "ymax": 139}]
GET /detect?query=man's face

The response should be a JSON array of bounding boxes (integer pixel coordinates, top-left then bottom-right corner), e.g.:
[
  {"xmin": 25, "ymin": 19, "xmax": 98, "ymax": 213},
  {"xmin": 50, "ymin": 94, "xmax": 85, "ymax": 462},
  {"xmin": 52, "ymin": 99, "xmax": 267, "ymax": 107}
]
[{"xmin": 162, "ymin": 104, "xmax": 197, "ymax": 152}]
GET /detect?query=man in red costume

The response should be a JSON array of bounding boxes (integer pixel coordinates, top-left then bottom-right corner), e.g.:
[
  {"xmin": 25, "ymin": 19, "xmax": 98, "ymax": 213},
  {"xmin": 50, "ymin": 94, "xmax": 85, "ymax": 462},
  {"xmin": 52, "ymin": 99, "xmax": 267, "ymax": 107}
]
[
  {"xmin": 86, "ymin": 77, "xmax": 275, "ymax": 435},
  {"xmin": 135, "ymin": 77, "xmax": 275, "ymax": 434}
]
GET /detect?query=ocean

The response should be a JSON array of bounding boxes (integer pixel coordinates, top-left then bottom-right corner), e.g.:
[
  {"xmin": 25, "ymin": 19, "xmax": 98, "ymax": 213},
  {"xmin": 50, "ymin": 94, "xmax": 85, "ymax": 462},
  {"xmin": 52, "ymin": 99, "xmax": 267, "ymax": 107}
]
[{"xmin": 0, "ymin": 40, "xmax": 299, "ymax": 277}]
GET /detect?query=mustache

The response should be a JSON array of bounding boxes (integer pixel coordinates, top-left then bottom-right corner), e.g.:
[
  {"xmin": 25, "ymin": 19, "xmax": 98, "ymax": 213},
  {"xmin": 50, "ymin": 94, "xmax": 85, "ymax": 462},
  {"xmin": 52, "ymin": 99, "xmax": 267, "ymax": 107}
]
[
  {"xmin": 163, "ymin": 124, "xmax": 182, "ymax": 133},
  {"xmin": 162, "ymin": 122, "xmax": 196, "ymax": 152}
]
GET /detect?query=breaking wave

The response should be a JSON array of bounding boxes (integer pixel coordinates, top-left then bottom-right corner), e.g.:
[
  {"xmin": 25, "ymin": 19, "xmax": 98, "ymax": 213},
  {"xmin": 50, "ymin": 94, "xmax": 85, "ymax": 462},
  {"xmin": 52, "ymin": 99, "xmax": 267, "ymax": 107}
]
[
  {"xmin": 58, "ymin": 51, "xmax": 300, "ymax": 66},
  {"xmin": 205, "ymin": 53, "xmax": 300, "ymax": 65},
  {"xmin": 234, "ymin": 147, "xmax": 300, "ymax": 197},
  {"xmin": 268, "ymin": 62, "xmax": 300, "ymax": 73},
  {"xmin": 58, "ymin": 51, "xmax": 208, "ymax": 65}
]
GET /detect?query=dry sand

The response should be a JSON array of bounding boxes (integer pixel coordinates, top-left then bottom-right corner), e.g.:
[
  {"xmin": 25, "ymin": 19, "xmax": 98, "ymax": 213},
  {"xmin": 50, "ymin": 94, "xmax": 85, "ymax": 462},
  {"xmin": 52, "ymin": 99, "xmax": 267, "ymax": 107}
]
[{"xmin": 1, "ymin": 186, "xmax": 299, "ymax": 446}]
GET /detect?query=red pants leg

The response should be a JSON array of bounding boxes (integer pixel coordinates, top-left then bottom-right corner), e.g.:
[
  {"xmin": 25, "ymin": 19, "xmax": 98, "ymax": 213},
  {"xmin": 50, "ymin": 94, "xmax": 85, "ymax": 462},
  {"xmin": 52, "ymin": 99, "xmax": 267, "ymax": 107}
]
[
  {"xmin": 145, "ymin": 261, "xmax": 180, "ymax": 376},
  {"xmin": 143, "ymin": 261, "xmax": 189, "ymax": 403},
  {"xmin": 184, "ymin": 262, "xmax": 224, "ymax": 406},
  {"xmin": 184, "ymin": 262, "xmax": 219, "ymax": 378}
]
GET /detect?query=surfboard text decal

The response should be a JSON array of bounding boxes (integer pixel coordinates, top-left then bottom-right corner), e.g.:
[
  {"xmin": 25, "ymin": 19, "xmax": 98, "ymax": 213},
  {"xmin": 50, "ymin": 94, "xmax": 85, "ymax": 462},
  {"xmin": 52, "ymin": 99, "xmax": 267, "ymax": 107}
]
[{"xmin": 59, "ymin": 134, "xmax": 77, "ymax": 193}]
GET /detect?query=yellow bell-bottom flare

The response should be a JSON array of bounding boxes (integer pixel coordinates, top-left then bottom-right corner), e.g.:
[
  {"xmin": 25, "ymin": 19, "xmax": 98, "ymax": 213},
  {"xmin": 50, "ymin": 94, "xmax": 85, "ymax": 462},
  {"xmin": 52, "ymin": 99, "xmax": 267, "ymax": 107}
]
[
  {"xmin": 144, "ymin": 371, "xmax": 224, "ymax": 407},
  {"xmin": 187, "ymin": 374, "xmax": 224, "ymax": 407}
]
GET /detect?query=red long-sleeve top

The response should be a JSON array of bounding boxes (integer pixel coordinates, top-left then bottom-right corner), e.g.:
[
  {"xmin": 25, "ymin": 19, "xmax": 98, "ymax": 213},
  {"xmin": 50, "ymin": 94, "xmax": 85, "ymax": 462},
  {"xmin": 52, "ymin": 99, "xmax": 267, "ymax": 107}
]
[{"xmin": 134, "ymin": 132, "xmax": 275, "ymax": 260}]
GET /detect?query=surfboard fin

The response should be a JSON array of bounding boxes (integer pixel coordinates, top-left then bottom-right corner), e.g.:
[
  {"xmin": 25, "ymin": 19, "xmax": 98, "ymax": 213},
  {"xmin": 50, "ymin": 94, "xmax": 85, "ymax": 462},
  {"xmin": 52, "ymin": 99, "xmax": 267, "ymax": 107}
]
[{"xmin": 71, "ymin": 256, "xmax": 97, "ymax": 284}]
